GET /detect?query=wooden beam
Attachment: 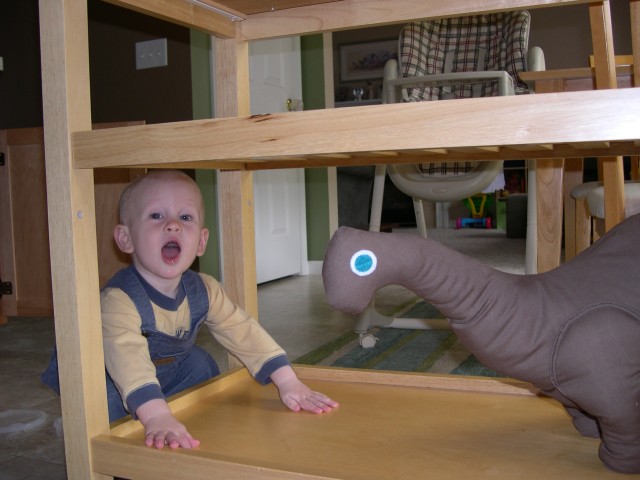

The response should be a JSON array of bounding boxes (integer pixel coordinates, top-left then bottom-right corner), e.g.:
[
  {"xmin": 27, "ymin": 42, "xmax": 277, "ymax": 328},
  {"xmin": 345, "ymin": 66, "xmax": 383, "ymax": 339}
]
[
  {"xmin": 102, "ymin": 0, "xmax": 240, "ymax": 38},
  {"xmin": 213, "ymin": 36, "xmax": 259, "ymax": 337},
  {"xmin": 562, "ymin": 157, "xmax": 584, "ymax": 261},
  {"xmin": 217, "ymin": 170, "xmax": 258, "ymax": 319},
  {"xmin": 72, "ymin": 89, "xmax": 640, "ymax": 170},
  {"xmin": 632, "ymin": 0, "xmax": 640, "ymax": 87},
  {"xmin": 589, "ymin": 1, "xmax": 617, "ymax": 90},
  {"xmin": 239, "ymin": 0, "xmax": 590, "ymax": 39},
  {"xmin": 589, "ymin": 1, "xmax": 625, "ymax": 231},
  {"xmin": 536, "ymin": 158, "xmax": 564, "ymax": 273},
  {"xmin": 39, "ymin": 0, "xmax": 109, "ymax": 478},
  {"xmin": 631, "ymin": 0, "xmax": 640, "ymax": 182}
]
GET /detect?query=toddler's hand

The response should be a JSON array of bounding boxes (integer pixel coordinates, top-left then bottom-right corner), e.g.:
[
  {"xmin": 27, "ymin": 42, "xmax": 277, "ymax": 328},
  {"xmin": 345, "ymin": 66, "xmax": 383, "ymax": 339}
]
[
  {"xmin": 271, "ymin": 366, "xmax": 339, "ymax": 414},
  {"xmin": 136, "ymin": 398, "xmax": 200, "ymax": 449}
]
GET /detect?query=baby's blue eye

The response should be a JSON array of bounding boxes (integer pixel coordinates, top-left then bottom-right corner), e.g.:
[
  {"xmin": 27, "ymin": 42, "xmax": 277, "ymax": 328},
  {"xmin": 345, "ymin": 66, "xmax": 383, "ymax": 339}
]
[
  {"xmin": 180, "ymin": 214, "xmax": 192, "ymax": 221},
  {"xmin": 150, "ymin": 213, "xmax": 162, "ymax": 220},
  {"xmin": 350, "ymin": 250, "xmax": 377, "ymax": 277}
]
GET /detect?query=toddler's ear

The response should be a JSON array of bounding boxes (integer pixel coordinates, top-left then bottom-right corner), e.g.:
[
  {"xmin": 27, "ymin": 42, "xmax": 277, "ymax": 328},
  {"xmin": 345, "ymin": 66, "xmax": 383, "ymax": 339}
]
[
  {"xmin": 197, "ymin": 228, "xmax": 209, "ymax": 257},
  {"xmin": 113, "ymin": 224, "xmax": 134, "ymax": 254}
]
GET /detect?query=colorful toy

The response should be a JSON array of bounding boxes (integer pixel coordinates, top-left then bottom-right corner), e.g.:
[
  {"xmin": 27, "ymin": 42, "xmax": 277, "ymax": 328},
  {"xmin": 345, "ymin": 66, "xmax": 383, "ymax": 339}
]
[
  {"xmin": 456, "ymin": 193, "xmax": 493, "ymax": 229},
  {"xmin": 322, "ymin": 214, "xmax": 640, "ymax": 473}
]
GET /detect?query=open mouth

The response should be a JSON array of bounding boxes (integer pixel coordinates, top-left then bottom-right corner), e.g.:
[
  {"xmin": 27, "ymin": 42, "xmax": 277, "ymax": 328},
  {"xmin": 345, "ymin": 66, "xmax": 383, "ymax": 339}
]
[{"xmin": 162, "ymin": 240, "xmax": 181, "ymax": 263}]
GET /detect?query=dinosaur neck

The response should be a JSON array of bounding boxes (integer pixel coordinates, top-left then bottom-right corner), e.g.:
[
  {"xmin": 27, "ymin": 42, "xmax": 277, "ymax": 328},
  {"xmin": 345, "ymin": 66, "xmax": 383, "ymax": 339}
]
[{"xmin": 388, "ymin": 232, "xmax": 510, "ymax": 323}]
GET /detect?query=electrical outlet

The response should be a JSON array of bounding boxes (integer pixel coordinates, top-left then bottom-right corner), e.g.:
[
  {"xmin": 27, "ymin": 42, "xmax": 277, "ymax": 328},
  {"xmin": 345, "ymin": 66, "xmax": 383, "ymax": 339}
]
[{"xmin": 135, "ymin": 38, "xmax": 168, "ymax": 70}]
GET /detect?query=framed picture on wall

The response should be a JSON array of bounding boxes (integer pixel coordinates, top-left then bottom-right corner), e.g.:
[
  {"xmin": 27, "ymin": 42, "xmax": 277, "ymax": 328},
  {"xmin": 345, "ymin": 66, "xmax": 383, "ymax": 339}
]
[{"xmin": 339, "ymin": 39, "xmax": 397, "ymax": 82}]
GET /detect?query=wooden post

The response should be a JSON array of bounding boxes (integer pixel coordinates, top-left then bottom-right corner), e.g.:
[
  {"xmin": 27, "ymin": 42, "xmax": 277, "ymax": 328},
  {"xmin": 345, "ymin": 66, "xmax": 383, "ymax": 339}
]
[
  {"xmin": 630, "ymin": 0, "xmax": 640, "ymax": 178},
  {"xmin": 633, "ymin": 0, "xmax": 640, "ymax": 87},
  {"xmin": 39, "ymin": 0, "xmax": 110, "ymax": 478},
  {"xmin": 589, "ymin": 1, "xmax": 625, "ymax": 231},
  {"xmin": 562, "ymin": 157, "xmax": 584, "ymax": 261},
  {"xmin": 214, "ymin": 32, "xmax": 256, "ymax": 370},
  {"xmin": 531, "ymin": 79, "xmax": 564, "ymax": 272},
  {"xmin": 213, "ymin": 34, "xmax": 257, "ymax": 318}
]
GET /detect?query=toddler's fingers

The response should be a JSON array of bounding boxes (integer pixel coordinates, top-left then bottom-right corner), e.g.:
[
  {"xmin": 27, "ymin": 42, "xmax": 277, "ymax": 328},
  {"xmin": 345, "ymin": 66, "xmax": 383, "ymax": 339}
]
[
  {"xmin": 145, "ymin": 431, "xmax": 168, "ymax": 449},
  {"xmin": 311, "ymin": 392, "xmax": 339, "ymax": 409}
]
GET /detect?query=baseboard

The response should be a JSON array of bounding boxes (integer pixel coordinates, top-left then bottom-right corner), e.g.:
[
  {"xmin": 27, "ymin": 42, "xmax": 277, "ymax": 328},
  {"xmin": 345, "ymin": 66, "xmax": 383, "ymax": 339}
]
[{"xmin": 307, "ymin": 260, "xmax": 323, "ymax": 275}]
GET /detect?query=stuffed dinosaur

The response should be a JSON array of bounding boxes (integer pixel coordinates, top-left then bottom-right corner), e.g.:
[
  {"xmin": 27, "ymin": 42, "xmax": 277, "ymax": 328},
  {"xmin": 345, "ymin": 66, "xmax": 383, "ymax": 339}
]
[{"xmin": 322, "ymin": 214, "xmax": 640, "ymax": 473}]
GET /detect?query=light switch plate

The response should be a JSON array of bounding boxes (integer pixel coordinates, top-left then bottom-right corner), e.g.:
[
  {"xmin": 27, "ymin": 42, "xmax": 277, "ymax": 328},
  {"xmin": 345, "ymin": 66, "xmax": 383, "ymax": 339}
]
[{"xmin": 135, "ymin": 38, "xmax": 168, "ymax": 70}]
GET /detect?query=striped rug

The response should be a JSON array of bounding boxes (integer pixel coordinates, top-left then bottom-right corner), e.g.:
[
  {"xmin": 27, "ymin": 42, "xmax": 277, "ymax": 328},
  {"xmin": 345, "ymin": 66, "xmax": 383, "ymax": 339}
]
[{"xmin": 294, "ymin": 300, "xmax": 503, "ymax": 377}]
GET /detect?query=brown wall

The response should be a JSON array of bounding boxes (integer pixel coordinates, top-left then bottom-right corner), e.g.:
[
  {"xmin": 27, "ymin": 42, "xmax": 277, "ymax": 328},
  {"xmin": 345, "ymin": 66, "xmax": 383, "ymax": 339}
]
[
  {"xmin": 528, "ymin": 1, "xmax": 631, "ymax": 68},
  {"xmin": 87, "ymin": 0, "xmax": 192, "ymax": 125},
  {"xmin": 0, "ymin": 0, "xmax": 192, "ymax": 130},
  {"xmin": 0, "ymin": 2, "xmax": 43, "ymax": 129}
]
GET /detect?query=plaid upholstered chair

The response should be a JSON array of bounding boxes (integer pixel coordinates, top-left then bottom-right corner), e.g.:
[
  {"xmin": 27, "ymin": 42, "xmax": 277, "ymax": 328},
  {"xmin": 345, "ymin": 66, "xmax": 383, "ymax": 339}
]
[
  {"xmin": 357, "ymin": 11, "xmax": 543, "ymax": 347},
  {"xmin": 398, "ymin": 11, "xmax": 534, "ymax": 101},
  {"xmin": 370, "ymin": 10, "xmax": 543, "ymax": 234}
]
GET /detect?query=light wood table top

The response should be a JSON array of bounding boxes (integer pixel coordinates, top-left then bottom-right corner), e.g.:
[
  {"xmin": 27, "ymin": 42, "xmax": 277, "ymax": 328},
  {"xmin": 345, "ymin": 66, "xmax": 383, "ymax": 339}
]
[{"xmin": 91, "ymin": 367, "xmax": 623, "ymax": 480}]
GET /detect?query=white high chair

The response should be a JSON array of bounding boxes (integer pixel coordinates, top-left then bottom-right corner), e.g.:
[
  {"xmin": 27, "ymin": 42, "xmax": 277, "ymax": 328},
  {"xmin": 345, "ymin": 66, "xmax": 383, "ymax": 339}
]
[{"xmin": 356, "ymin": 11, "xmax": 544, "ymax": 347}]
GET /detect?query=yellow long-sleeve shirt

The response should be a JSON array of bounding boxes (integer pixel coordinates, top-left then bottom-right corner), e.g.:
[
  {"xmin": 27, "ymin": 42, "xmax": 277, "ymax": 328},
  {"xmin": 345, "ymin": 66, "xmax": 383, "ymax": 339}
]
[{"xmin": 101, "ymin": 271, "xmax": 288, "ymax": 413}]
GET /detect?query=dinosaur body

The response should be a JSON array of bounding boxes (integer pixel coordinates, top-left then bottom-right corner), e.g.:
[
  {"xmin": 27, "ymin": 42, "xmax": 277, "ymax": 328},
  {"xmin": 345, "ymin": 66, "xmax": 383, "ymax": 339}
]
[{"xmin": 322, "ymin": 214, "xmax": 640, "ymax": 473}]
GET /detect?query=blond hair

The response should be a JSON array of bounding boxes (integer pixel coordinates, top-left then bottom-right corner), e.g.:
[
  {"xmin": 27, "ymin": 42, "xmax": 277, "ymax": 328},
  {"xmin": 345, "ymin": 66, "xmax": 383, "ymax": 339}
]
[{"xmin": 118, "ymin": 170, "xmax": 201, "ymax": 224}]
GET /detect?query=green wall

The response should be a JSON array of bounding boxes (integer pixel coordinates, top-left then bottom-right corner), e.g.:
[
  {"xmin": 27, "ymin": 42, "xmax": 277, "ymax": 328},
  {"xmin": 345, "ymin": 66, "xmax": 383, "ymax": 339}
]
[
  {"xmin": 190, "ymin": 29, "xmax": 220, "ymax": 279},
  {"xmin": 190, "ymin": 32, "xmax": 331, "ymax": 278},
  {"xmin": 301, "ymin": 34, "xmax": 331, "ymax": 261}
]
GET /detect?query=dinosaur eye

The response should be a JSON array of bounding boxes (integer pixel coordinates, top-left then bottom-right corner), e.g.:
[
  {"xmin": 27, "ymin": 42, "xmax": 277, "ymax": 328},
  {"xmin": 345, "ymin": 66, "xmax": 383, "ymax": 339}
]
[{"xmin": 350, "ymin": 250, "xmax": 377, "ymax": 277}]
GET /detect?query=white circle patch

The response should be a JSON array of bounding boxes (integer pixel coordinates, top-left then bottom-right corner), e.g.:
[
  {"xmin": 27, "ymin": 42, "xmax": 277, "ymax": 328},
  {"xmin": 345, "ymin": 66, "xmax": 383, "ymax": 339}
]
[{"xmin": 350, "ymin": 249, "xmax": 377, "ymax": 277}]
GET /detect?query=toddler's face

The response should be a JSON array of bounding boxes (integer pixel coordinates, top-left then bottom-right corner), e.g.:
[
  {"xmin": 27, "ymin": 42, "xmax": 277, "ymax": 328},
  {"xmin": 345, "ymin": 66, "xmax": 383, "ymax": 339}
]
[{"xmin": 122, "ymin": 176, "xmax": 208, "ymax": 283}]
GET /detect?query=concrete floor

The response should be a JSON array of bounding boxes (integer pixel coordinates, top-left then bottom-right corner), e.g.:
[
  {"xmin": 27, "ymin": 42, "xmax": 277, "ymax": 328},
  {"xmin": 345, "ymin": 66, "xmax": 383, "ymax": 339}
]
[{"xmin": 0, "ymin": 274, "xmax": 416, "ymax": 480}]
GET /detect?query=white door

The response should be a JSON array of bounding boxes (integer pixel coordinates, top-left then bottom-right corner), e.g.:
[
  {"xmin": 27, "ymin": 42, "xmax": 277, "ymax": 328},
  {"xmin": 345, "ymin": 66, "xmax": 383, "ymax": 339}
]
[{"xmin": 249, "ymin": 37, "xmax": 307, "ymax": 284}]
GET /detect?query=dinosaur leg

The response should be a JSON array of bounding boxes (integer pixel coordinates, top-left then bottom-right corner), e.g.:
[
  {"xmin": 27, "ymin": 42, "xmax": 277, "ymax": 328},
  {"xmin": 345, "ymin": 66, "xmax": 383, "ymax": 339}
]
[
  {"xmin": 564, "ymin": 406, "xmax": 600, "ymax": 438},
  {"xmin": 553, "ymin": 307, "xmax": 640, "ymax": 473}
]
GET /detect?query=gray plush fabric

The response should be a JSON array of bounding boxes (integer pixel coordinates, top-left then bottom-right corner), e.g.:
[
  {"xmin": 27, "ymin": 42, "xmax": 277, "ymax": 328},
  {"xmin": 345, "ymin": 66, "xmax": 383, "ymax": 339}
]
[{"xmin": 322, "ymin": 214, "xmax": 640, "ymax": 473}]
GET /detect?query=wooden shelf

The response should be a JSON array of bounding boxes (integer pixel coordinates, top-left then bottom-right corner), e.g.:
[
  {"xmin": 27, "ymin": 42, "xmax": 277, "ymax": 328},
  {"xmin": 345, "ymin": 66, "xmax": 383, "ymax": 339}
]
[
  {"xmin": 73, "ymin": 89, "xmax": 640, "ymax": 171},
  {"xmin": 90, "ymin": 366, "xmax": 624, "ymax": 479}
]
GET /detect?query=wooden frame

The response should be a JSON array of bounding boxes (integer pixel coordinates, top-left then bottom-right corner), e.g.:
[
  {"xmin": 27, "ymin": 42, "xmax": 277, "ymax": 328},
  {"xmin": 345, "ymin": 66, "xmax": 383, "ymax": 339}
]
[
  {"xmin": 71, "ymin": 89, "xmax": 640, "ymax": 170},
  {"xmin": 519, "ymin": 65, "xmax": 637, "ymax": 261},
  {"xmin": 91, "ymin": 366, "xmax": 624, "ymax": 479},
  {"xmin": 38, "ymin": 0, "xmax": 639, "ymax": 478}
]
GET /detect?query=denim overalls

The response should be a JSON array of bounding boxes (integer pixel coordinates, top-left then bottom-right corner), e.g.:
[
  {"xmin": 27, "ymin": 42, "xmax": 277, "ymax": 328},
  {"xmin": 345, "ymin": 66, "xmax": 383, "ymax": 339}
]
[{"xmin": 41, "ymin": 265, "xmax": 220, "ymax": 422}]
